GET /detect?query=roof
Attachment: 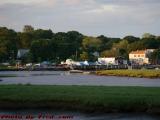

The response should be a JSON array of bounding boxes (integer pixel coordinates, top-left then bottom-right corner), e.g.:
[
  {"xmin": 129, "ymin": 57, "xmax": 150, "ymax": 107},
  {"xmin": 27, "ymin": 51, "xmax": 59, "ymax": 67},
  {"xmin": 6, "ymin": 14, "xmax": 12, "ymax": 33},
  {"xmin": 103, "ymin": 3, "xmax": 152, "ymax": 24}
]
[
  {"xmin": 130, "ymin": 50, "xmax": 146, "ymax": 54},
  {"xmin": 17, "ymin": 49, "xmax": 29, "ymax": 58}
]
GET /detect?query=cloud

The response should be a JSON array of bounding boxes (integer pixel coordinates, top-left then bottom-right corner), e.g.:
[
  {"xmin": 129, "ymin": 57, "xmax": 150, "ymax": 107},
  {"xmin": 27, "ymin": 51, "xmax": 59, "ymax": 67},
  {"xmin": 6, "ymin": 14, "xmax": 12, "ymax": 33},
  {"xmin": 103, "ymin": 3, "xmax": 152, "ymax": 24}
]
[
  {"xmin": 0, "ymin": 0, "xmax": 45, "ymax": 5},
  {"xmin": 0, "ymin": 0, "xmax": 159, "ymax": 37},
  {"xmin": 0, "ymin": 0, "xmax": 57, "ymax": 7},
  {"xmin": 63, "ymin": 0, "xmax": 81, "ymax": 5}
]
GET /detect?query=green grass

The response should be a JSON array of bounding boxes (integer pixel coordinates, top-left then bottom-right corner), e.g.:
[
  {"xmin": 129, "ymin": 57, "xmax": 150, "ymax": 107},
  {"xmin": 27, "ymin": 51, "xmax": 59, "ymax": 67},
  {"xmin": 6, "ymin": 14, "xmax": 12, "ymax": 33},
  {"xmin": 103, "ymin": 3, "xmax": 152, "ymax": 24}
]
[
  {"xmin": 0, "ymin": 85, "xmax": 160, "ymax": 114},
  {"xmin": 96, "ymin": 70, "xmax": 160, "ymax": 78},
  {"xmin": 0, "ymin": 66, "xmax": 17, "ymax": 71}
]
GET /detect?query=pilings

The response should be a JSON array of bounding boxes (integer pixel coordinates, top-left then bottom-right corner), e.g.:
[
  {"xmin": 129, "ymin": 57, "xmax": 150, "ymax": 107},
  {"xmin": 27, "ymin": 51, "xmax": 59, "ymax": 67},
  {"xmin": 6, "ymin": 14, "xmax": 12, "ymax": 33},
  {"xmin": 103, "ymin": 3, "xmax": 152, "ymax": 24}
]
[
  {"xmin": 72, "ymin": 64, "xmax": 160, "ymax": 70},
  {"xmin": 72, "ymin": 65, "xmax": 128, "ymax": 70}
]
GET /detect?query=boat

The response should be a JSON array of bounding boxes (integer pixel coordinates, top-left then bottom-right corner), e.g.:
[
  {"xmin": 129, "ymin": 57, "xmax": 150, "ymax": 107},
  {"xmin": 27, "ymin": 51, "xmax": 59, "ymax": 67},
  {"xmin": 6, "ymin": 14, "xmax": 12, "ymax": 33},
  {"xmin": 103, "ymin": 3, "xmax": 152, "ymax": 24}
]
[{"xmin": 69, "ymin": 70, "xmax": 83, "ymax": 73}]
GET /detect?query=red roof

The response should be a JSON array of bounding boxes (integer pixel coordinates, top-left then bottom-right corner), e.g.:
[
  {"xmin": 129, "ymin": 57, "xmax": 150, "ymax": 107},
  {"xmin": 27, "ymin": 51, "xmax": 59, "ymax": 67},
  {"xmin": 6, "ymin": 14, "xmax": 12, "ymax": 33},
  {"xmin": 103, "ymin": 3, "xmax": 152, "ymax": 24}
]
[{"xmin": 130, "ymin": 50, "xmax": 146, "ymax": 54}]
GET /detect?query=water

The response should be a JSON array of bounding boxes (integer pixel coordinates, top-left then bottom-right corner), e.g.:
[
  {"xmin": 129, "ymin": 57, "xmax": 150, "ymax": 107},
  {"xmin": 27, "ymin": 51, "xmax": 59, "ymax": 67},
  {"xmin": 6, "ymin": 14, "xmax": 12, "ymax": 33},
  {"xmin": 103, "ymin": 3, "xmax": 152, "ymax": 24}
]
[
  {"xmin": 0, "ymin": 71, "xmax": 160, "ymax": 86},
  {"xmin": 0, "ymin": 109, "xmax": 160, "ymax": 120}
]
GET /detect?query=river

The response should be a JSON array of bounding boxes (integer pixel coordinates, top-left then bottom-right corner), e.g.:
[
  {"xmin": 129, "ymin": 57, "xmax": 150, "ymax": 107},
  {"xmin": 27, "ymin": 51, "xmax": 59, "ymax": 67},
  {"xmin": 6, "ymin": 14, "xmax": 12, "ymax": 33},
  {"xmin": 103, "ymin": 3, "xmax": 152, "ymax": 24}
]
[{"xmin": 0, "ymin": 71, "xmax": 160, "ymax": 86}]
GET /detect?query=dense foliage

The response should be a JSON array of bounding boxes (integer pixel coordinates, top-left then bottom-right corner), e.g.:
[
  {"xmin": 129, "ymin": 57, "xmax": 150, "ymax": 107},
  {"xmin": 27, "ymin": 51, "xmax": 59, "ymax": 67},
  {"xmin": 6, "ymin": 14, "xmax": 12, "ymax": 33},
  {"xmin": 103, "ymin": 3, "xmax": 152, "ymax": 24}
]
[{"xmin": 0, "ymin": 25, "xmax": 160, "ymax": 63}]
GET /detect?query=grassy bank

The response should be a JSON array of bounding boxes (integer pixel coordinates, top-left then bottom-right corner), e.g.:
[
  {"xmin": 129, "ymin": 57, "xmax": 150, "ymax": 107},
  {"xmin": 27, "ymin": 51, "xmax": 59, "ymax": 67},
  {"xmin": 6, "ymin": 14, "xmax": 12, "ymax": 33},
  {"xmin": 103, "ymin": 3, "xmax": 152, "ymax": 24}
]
[
  {"xmin": 96, "ymin": 70, "xmax": 160, "ymax": 78},
  {"xmin": 0, "ymin": 65, "xmax": 16, "ymax": 71},
  {"xmin": 0, "ymin": 85, "xmax": 160, "ymax": 114}
]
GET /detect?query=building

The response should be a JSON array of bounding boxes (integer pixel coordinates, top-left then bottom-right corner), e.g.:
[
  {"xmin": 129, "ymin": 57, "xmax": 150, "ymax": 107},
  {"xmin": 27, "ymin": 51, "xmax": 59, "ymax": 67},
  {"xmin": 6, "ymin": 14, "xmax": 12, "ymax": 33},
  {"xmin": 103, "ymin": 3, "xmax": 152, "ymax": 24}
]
[
  {"xmin": 98, "ymin": 57, "xmax": 127, "ymax": 65},
  {"xmin": 129, "ymin": 49, "xmax": 154, "ymax": 65},
  {"xmin": 98, "ymin": 57, "xmax": 116, "ymax": 65},
  {"xmin": 17, "ymin": 49, "xmax": 29, "ymax": 59}
]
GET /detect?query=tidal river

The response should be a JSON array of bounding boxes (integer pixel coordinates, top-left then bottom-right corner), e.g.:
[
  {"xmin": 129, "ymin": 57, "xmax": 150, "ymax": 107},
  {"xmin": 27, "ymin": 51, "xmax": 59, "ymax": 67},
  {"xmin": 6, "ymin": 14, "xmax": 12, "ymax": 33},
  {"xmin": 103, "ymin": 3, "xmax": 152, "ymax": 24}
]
[{"xmin": 0, "ymin": 71, "xmax": 160, "ymax": 86}]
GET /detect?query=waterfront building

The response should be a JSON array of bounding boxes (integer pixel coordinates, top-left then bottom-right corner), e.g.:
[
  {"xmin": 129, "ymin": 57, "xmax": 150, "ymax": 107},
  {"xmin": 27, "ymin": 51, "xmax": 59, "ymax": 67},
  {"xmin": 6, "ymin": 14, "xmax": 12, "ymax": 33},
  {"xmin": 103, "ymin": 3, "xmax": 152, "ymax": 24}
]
[{"xmin": 129, "ymin": 49, "xmax": 155, "ymax": 65}]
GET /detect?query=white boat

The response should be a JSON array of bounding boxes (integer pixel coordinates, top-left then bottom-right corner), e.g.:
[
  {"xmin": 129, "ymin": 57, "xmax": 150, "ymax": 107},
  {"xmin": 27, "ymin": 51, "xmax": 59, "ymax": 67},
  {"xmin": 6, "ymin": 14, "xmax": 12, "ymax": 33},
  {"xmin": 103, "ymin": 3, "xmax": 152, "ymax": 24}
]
[{"xmin": 69, "ymin": 70, "xmax": 83, "ymax": 73}]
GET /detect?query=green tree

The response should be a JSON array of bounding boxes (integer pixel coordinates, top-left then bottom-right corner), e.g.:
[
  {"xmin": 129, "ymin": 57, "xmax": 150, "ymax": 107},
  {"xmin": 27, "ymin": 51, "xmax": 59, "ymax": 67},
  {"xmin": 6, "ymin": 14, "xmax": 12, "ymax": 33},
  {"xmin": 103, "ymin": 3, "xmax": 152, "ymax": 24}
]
[
  {"xmin": 30, "ymin": 39, "xmax": 55, "ymax": 62},
  {"xmin": 80, "ymin": 52, "xmax": 89, "ymax": 60},
  {"xmin": 82, "ymin": 37, "xmax": 102, "ymax": 52},
  {"xmin": 101, "ymin": 50, "xmax": 116, "ymax": 57},
  {"xmin": 123, "ymin": 35, "xmax": 140, "ymax": 43},
  {"xmin": 97, "ymin": 35, "xmax": 111, "ymax": 50},
  {"xmin": 52, "ymin": 31, "xmax": 83, "ymax": 61},
  {"xmin": 116, "ymin": 40, "xmax": 128, "ymax": 58},
  {"xmin": 18, "ymin": 32, "xmax": 34, "ymax": 48},
  {"xmin": 142, "ymin": 33, "xmax": 155, "ymax": 39},
  {"xmin": 66, "ymin": 31, "xmax": 83, "ymax": 60},
  {"xmin": 0, "ymin": 27, "xmax": 19, "ymax": 62},
  {"xmin": 82, "ymin": 37, "xmax": 102, "ymax": 61},
  {"xmin": 150, "ymin": 49, "xmax": 160, "ymax": 64},
  {"xmin": 141, "ymin": 37, "xmax": 159, "ymax": 49},
  {"xmin": 33, "ymin": 29, "xmax": 53, "ymax": 39},
  {"xmin": 23, "ymin": 25, "xmax": 34, "ymax": 33}
]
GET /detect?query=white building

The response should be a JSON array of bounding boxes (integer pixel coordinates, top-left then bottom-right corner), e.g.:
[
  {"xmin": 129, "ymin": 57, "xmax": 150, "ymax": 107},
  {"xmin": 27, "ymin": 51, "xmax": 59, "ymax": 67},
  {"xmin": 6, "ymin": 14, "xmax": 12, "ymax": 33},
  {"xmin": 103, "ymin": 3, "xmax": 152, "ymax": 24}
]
[
  {"xmin": 64, "ymin": 59, "xmax": 75, "ymax": 65},
  {"xmin": 129, "ymin": 49, "xmax": 154, "ymax": 65},
  {"xmin": 98, "ymin": 57, "xmax": 128, "ymax": 65},
  {"xmin": 98, "ymin": 57, "xmax": 116, "ymax": 65}
]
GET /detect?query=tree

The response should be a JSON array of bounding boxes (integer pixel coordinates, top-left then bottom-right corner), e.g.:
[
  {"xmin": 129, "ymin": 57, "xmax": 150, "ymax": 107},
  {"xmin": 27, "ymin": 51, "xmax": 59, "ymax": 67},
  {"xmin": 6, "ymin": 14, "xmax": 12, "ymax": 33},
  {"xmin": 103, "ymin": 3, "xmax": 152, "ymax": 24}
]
[
  {"xmin": 82, "ymin": 37, "xmax": 102, "ymax": 52},
  {"xmin": 123, "ymin": 35, "xmax": 140, "ymax": 43},
  {"xmin": 97, "ymin": 35, "xmax": 111, "ymax": 50},
  {"xmin": 33, "ymin": 29, "xmax": 53, "ymax": 39},
  {"xmin": 52, "ymin": 32, "xmax": 72, "ymax": 60},
  {"xmin": 150, "ymin": 49, "xmax": 160, "ymax": 64},
  {"xmin": 0, "ymin": 27, "xmax": 19, "ymax": 62},
  {"xmin": 30, "ymin": 39, "xmax": 55, "ymax": 62},
  {"xmin": 128, "ymin": 41, "xmax": 145, "ymax": 52},
  {"xmin": 18, "ymin": 32, "xmax": 34, "ymax": 48},
  {"xmin": 23, "ymin": 25, "xmax": 34, "ymax": 33},
  {"xmin": 51, "ymin": 31, "xmax": 83, "ymax": 61},
  {"xmin": 142, "ymin": 33, "xmax": 155, "ymax": 39},
  {"xmin": 80, "ymin": 52, "xmax": 89, "ymax": 60},
  {"xmin": 101, "ymin": 50, "xmax": 116, "ymax": 57},
  {"xmin": 66, "ymin": 31, "xmax": 83, "ymax": 60},
  {"xmin": 141, "ymin": 37, "xmax": 159, "ymax": 49},
  {"xmin": 106, "ymin": 40, "xmax": 129, "ymax": 59},
  {"xmin": 82, "ymin": 37, "xmax": 102, "ymax": 61}
]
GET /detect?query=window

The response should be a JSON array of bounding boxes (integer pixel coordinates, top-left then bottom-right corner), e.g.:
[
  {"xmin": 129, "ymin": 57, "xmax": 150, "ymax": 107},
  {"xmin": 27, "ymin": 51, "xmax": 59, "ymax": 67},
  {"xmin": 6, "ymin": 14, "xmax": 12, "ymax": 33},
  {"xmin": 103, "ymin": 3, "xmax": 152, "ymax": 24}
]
[
  {"xmin": 141, "ymin": 55, "xmax": 144, "ymax": 57},
  {"xmin": 138, "ymin": 55, "xmax": 140, "ymax": 57},
  {"xmin": 134, "ymin": 55, "xmax": 136, "ymax": 57}
]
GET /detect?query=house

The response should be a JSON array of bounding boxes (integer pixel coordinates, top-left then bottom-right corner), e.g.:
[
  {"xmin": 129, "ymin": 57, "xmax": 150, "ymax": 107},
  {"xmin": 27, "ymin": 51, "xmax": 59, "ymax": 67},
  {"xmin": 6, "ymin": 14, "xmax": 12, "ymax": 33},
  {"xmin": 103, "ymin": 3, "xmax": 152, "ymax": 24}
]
[
  {"xmin": 17, "ymin": 49, "xmax": 29, "ymax": 59},
  {"xmin": 98, "ymin": 57, "xmax": 128, "ymax": 65},
  {"xmin": 129, "ymin": 49, "xmax": 154, "ymax": 65},
  {"xmin": 64, "ymin": 59, "xmax": 98, "ymax": 66},
  {"xmin": 98, "ymin": 57, "xmax": 116, "ymax": 65}
]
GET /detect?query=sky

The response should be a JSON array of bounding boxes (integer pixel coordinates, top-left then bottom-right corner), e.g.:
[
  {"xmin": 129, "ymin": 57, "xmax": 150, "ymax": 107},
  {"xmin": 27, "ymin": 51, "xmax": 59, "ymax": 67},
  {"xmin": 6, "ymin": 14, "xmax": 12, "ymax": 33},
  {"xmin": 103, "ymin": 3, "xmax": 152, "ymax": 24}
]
[{"xmin": 0, "ymin": 0, "xmax": 160, "ymax": 38}]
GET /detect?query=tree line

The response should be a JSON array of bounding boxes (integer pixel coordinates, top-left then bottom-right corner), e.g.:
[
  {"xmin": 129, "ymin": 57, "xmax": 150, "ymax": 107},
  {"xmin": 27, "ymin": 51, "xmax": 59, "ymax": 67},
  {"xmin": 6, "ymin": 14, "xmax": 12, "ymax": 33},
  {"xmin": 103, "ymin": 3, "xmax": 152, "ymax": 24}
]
[{"xmin": 0, "ymin": 25, "xmax": 160, "ymax": 64}]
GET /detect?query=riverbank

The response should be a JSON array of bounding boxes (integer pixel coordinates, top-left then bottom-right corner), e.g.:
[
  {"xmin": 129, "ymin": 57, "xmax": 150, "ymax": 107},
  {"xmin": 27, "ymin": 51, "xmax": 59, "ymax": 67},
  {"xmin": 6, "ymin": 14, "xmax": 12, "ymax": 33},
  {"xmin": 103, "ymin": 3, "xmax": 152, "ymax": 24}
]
[
  {"xmin": 96, "ymin": 70, "xmax": 160, "ymax": 78},
  {"xmin": 0, "ymin": 85, "xmax": 160, "ymax": 114}
]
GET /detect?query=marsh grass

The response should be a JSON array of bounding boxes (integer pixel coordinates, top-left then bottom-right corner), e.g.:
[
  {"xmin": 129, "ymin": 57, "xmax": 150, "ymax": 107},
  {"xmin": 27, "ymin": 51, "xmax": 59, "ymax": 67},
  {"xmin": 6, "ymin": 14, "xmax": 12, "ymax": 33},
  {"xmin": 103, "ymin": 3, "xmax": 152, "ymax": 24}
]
[
  {"xmin": 0, "ymin": 85, "xmax": 160, "ymax": 114},
  {"xmin": 96, "ymin": 70, "xmax": 160, "ymax": 78}
]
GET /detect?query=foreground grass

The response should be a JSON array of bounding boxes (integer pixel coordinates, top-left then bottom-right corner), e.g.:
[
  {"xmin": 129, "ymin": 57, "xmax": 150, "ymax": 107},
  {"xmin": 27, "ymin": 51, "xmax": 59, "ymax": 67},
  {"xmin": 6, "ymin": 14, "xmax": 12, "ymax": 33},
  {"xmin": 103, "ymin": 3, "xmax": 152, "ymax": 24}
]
[
  {"xmin": 0, "ymin": 85, "xmax": 160, "ymax": 114},
  {"xmin": 96, "ymin": 70, "xmax": 160, "ymax": 78}
]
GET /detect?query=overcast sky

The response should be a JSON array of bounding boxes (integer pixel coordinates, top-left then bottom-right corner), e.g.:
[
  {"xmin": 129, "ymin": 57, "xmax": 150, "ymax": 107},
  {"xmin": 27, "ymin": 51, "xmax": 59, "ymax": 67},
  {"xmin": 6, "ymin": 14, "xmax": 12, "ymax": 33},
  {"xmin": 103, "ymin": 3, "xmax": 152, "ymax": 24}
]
[{"xmin": 0, "ymin": 0, "xmax": 160, "ymax": 38}]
